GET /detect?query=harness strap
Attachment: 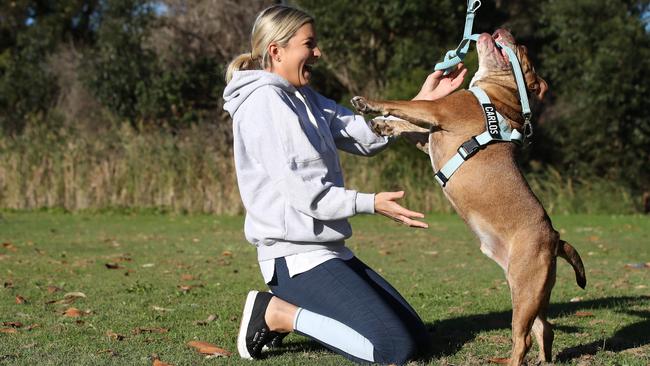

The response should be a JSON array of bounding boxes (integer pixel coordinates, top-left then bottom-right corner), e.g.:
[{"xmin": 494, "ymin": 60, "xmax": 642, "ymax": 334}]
[{"xmin": 433, "ymin": 87, "xmax": 523, "ymax": 187}]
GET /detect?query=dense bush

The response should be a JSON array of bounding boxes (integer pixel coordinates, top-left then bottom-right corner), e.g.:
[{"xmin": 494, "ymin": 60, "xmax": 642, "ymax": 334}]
[{"xmin": 0, "ymin": 0, "xmax": 648, "ymax": 212}]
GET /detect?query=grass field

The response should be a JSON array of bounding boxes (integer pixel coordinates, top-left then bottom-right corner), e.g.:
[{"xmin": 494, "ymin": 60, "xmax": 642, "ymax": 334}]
[{"xmin": 1, "ymin": 211, "xmax": 649, "ymax": 365}]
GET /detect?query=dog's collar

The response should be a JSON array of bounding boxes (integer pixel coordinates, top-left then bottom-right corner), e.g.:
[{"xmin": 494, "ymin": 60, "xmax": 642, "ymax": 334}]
[{"xmin": 433, "ymin": 87, "xmax": 523, "ymax": 187}]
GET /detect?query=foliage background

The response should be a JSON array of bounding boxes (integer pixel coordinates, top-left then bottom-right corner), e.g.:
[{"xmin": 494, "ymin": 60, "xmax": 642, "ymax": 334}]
[{"xmin": 0, "ymin": 0, "xmax": 649, "ymax": 213}]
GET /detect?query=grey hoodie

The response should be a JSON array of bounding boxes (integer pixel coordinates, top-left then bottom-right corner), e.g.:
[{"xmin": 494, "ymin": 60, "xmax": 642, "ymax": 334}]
[{"xmin": 223, "ymin": 70, "xmax": 391, "ymax": 260}]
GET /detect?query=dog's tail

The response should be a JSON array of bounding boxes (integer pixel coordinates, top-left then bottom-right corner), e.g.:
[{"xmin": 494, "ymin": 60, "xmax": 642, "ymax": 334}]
[{"xmin": 557, "ymin": 240, "xmax": 587, "ymax": 289}]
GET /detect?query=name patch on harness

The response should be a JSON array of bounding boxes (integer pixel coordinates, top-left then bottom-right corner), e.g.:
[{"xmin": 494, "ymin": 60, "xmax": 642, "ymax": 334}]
[{"xmin": 482, "ymin": 103, "xmax": 501, "ymax": 139}]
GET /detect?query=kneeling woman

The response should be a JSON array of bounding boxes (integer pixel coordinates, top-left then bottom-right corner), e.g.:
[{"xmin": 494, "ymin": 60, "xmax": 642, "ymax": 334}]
[{"xmin": 223, "ymin": 4, "xmax": 465, "ymax": 364}]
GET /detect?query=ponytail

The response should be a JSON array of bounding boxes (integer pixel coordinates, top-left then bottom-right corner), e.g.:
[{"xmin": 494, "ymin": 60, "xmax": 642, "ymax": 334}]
[{"xmin": 225, "ymin": 52, "xmax": 261, "ymax": 83}]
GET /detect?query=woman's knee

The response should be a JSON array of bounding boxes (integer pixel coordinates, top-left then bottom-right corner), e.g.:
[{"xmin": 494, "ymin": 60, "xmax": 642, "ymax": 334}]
[{"xmin": 372, "ymin": 328, "xmax": 420, "ymax": 365}]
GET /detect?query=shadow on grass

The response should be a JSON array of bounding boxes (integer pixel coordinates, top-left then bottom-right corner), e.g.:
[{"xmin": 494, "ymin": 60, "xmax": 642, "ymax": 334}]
[
  {"xmin": 423, "ymin": 295, "xmax": 650, "ymax": 362},
  {"xmin": 262, "ymin": 296, "xmax": 650, "ymax": 362}
]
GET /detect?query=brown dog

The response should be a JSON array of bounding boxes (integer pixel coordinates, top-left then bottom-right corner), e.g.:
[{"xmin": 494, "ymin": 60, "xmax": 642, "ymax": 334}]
[{"xmin": 351, "ymin": 29, "xmax": 586, "ymax": 365}]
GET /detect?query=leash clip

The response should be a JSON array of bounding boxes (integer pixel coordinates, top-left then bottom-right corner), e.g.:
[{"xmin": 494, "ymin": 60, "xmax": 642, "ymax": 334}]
[
  {"xmin": 523, "ymin": 114, "xmax": 533, "ymax": 146},
  {"xmin": 468, "ymin": 0, "xmax": 482, "ymax": 13}
]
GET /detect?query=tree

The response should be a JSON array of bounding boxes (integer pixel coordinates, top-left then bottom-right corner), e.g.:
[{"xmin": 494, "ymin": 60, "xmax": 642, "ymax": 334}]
[{"xmin": 535, "ymin": 0, "xmax": 650, "ymax": 189}]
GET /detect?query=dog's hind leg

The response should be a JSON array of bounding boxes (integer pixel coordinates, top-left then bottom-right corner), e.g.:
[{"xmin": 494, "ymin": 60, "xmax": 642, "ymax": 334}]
[
  {"xmin": 531, "ymin": 257, "xmax": 556, "ymax": 363},
  {"xmin": 507, "ymin": 250, "xmax": 556, "ymax": 365}
]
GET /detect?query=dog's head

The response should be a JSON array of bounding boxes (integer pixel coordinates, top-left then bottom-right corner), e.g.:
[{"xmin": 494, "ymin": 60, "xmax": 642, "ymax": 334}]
[{"xmin": 470, "ymin": 29, "xmax": 548, "ymax": 100}]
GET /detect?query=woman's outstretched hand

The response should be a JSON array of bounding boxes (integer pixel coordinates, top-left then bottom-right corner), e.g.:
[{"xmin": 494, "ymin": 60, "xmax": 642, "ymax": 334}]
[
  {"xmin": 375, "ymin": 191, "xmax": 428, "ymax": 228},
  {"xmin": 412, "ymin": 63, "xmax": 467, "ymax": 101}
]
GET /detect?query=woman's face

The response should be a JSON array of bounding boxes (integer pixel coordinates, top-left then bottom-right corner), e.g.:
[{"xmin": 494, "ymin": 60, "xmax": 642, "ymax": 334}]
[{"xmin": 269, "ymin": 23, "xmax": 321, "ymax": 87}]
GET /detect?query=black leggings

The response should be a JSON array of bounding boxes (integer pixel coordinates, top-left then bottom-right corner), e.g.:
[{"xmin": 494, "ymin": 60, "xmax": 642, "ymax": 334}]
[{"xmin": 268, "ymin": 256, "xmax": 430, "ymax": 364}]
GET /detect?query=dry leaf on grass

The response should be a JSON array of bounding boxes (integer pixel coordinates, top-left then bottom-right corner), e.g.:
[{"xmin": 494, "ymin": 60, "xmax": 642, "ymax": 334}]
[
  {"xmin": 47, "ymin": 292, "xmax": 86, "ymax": 305},
  {"xmin": 153, "ymin": 359, "xmax": 173, "ymax": 366},
  {"xmin": 63, "ymin": 307, "xmax": 90, "ymax": 317},
  {"xmin": 194, "ymin": 314, "xmax": 217, "ymax": 326},
  {"xmin": 221, "ymin": 250, "xmax": 232, "ymax": 257},
  {"xmin": 3, "ymin": 280, "xmax": 13, "ymax": 288},
  {"xmin": 180, "ymin": 274, "xmax": 194, "ymax": 281},
  {"xmin": 105, "ymin": 263, "xmax": 124, "ymax": 269},
  {"xmin": 24, "ymin": 324, "xmax": 40, "ymax": 331},
  {"xmin": 47, "ymin": 286, "xmax": 62, "ymax": 294},
  {"xmin": 488, "ymin": 357, "xmax": 510, "ymax": 364},
  {"xmin": 2, "ymin": 242, "xmax": 17, "ymax": 252},
  {"xmin": 15, "ymin": 295, "xmax": 26, "ymax": 304},
  {"xmin": 0, "ymin": 328, "xmax": 18, "ymax": 334},
  {"xmin": 187, "ymin": 341, "xmax": 232, "ymax": 357},
  {"xmin": 2, "ymin": 322, "xmax": 23, "ymax": 328},
  {"xmin": 575, "ymin": 311, "xmax": 594, "ymax": 317},
  {"xmin": 152, "ymin": 306, "xmax": 173, "ymax": 312},
  {"xmin": 132, "ymin": 327, "xmax": 169, "ymax": 335},
  {"xmin": 106, "ymin": 330, "xmax": 126, "ymax": 341}
]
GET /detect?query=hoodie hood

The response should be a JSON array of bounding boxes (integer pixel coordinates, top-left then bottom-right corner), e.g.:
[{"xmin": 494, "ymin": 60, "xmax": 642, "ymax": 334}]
[{"xmin": 223, "ymin": 70, "xmax": 297, "ymax": 116}]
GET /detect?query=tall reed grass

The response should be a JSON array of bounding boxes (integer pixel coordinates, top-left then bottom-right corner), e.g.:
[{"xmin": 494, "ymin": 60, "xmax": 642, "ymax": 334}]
[{"xmin": 0, "ymin": 121, "xmax": 640, "ymax": 214}]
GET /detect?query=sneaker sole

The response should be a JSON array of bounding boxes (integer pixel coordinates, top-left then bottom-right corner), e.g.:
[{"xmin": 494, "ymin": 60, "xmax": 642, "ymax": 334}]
[{"xmin": 237, "ymin": 290, "xmax": 259, "ymax": 359}]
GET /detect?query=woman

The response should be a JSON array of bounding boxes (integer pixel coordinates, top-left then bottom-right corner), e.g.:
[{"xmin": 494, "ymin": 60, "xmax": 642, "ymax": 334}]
[{"xmin": 223, "ymin": 4, "xmax": 465, "ymax": 364}]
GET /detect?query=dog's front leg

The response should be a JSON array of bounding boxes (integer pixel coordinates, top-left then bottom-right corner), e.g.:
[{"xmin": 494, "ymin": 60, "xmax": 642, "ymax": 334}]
[
  {"xmin": 352, "ymin": 96, "xmax": 443, "ymax": 130},
  {"xmin": 370, "ymin": 117, "xmax": 431, "ymax": 154}
]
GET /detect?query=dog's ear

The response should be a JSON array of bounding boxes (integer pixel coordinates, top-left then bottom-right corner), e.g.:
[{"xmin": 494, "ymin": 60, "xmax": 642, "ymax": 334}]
[
  {"xmin": 516, "ymin": 45, "xmax": 548, "ymax": 100},
  {"xmin": 534, "ymin": 77, "xmax": 548, "ymax": 100}
]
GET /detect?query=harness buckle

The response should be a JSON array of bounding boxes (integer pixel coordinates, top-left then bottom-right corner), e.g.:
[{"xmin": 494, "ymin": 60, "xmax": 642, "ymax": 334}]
[{"xmin": 458, "ymin": 136, "xmax": 481, "ymax": 160}]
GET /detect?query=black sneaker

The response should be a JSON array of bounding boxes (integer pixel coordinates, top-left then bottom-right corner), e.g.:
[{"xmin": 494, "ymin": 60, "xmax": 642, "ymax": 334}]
[
  {"xmin": 237, "ymin": 291, "xmax": 275, "ymax": 359},
  {"xmin": 265, "ymin": 332, "xmax": 288, "ymax": 349}
]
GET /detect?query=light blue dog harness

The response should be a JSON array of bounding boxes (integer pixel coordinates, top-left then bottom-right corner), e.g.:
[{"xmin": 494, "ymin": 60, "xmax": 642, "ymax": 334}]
[
  {"xmin": 433, "ymin": 87, "xmax": 523, "ymax": 186},
  {"xmin": 431, "ymin": 0, "xmax": 533, "ymax": 187}
]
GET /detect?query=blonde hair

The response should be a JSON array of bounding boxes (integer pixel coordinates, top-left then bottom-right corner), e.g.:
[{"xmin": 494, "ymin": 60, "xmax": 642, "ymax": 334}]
[{"xmin": 225, "ymin": 5, "xmax": 314, "ymax": 82}]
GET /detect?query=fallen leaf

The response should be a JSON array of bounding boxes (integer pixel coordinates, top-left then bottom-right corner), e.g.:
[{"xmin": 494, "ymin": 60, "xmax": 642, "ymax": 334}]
[
  {"xmin": 64, "ymin": 292, "xmax": 86, "ymax": 299},
  {"xmin": 221, "ymin": 250, "xmax": 232, "ymax": 257},
  {"xmin": 488, "ymin": 357, "xmax": 510, "ymax": 364},
  {"xmin": 63, "ymin": 307, "xmax": 90, "ymax": 317},
  {"xmin": 24, "ymin": 324, "xmax": 40, "ymax": 331},
  {"xmin": 378, "ymin": 249, "xmax": 391, "ymax": 256},
  {"xmin": 132, "ymin": 327, "xmax": 169, "ymax": 335},
  {"xmin": 2, "ymin": 242, "xmax": 17, "ymax": 252},
  {"xmin": 2, "ymin": 322, "xmax": 22, "ymax": 328},
  {"xmin": 180, "ymin": 274, "xmax": 194, "ymax": 281},
  {"xmin": 575, "ymin": 311, "xmax": 594, "ymax": 317},
  {"xmin": 106, "ymin": 330, "xmax": 126, "ymax": 341},
  {"xmin": 3, "ymin": 281, "xmax": 13, "ymax": 288},
  {"xmin": 624, "ymin": 263, "xmax": 648, "ymax": 270},
  {"xmin": 142, "ymin": 263, "xmax": 155, "ymax": 268},
  {"xmin": 113, "ymin": 256, "xmax": 132, "ymax": 262},
  {"xmin": 153, "ymin": 359, "xmax": 173, "ymax": 366},
  {"xmin": 194, "ymin": 314, "xmax": 217, "ymax": 326},
  {"xmin": 570, "ymin": 297, "xmax": 583, "ymax": 302},
  {"xmin": 47, "ymin": 286, "xmax": 61, "ymax": 294},
  {"xmin": 635, "ymin": 285, "xmax": 647, "ymax": 289},
  {"xmin": 15, "ymin": 295, "xmax": 26, "ymax": 304},
  {"xmin": 0, "ymin": 328, "xmax": 18, "ymax": 334},
  {"xmin": 152, "ymin": 306, "xmax": 173, "ymax": 312},
  {"xmin": 105, "ymin": 263, "xmax": 123, "ymax": 269},
  {"xmin": 178, "ymin": 285, "xmax": 193, "ymax": 293},
  {"xmin": 187, "ymin": 341, "xmax": 231, "ymax": 357},
  {"xmin": 96, "ymin": 349, "xmax": 118, "ymax": 356}
]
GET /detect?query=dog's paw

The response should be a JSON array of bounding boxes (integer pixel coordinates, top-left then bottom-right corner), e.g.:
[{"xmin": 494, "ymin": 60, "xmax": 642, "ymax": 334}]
[
  {"xmin": 370, "ymin": 118, "xmax": 398, "ymax": 137},
  {"xmin": 351, "ymin": 96, "xmax": 376, "ymax": 114}
]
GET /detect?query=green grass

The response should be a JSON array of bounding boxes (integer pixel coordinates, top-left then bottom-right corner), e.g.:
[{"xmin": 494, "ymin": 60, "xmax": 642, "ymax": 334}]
[{"xmin": 1, "ymin": 211, "xmax": 649, "ymax": 365}]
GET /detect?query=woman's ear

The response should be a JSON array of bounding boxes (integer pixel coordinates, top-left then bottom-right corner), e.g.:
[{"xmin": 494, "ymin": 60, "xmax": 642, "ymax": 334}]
[{"xmin": 268, "ymin": 42, "xmax": 281, "ymax": 65}]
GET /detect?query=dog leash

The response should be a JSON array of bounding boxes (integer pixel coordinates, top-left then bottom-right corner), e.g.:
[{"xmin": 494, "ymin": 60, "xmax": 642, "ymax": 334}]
[{"xmin": 434, "ymin": 0, "xmax": 482, "ymax": 75}]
